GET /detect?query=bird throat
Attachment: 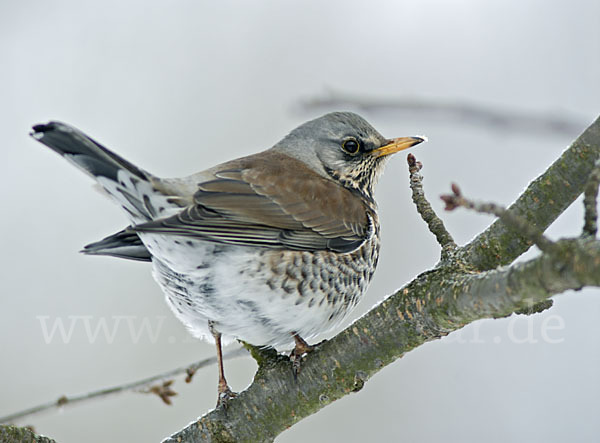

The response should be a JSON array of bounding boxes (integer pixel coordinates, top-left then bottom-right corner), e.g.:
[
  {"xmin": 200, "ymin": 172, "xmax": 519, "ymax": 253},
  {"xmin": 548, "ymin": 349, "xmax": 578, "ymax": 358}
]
[{"xmin": 323, "ymin": 157, "xmax": 385, "ymax": 206}]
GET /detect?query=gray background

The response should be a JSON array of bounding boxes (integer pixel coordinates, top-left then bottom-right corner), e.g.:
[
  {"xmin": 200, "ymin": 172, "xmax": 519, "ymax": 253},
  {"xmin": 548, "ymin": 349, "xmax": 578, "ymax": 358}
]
[{"xmin": 1, "ymin": 1, "xmax": 599, "ymax": 442}]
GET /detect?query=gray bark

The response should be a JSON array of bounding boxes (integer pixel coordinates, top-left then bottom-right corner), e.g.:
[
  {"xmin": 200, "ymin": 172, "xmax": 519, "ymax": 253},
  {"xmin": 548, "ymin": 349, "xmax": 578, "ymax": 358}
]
[{"xmin": 0, "ymin": 424, "xmax": 57, "ymax": 443}]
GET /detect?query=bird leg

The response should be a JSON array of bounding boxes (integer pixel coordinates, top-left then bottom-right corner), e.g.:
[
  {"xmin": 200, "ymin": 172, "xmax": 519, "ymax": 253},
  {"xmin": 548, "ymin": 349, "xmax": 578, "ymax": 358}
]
[
  {"xmin": 290, "ymin": 332, "xmax": 314, "ymax": 378},
  {"xmin": 209, "ymin": 321, "xmax": 236, "ymax": 407}
]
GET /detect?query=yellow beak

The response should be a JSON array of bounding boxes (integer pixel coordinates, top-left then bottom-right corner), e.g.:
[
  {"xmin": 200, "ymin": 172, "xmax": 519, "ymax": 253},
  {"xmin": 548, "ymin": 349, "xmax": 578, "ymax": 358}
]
[{"xmin": 371, "ymin": 136, "xmax": 427, "ymax": 158}]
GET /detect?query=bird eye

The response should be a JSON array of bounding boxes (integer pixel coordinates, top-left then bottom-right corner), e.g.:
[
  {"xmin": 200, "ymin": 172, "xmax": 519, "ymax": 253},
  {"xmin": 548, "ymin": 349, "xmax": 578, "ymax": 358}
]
[{"xmin": 341, "ymin": 138, "xmax": 361, "ymax": 155}]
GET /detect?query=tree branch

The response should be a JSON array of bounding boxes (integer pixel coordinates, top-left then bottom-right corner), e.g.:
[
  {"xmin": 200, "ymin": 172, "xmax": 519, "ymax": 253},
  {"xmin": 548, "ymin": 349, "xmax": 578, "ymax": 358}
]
[
  {"xmin": 166, "ymin": 237, "xmax": 600, "ymax": 442},
  {"xmin": 583, "ymin": 159, "xmax": 600, "ymax": 237},
  {"xmin": 164, "ymin": 115, "xmax": 600, "ymax": 442},
  {"xmin": 8, "ymin": 116, "xmax": 600, "ymax": 443},
  {"xmin": 441, "ymin": 183, "xmax": 554, "ymax": 253},
  {"xmin": 0, "ymin": 424, "xmax": 57, "ymax": 443},
  {"xmin": 296, "ymin": 90, "xmax": 586, "ymax": 137},
  {"xmin": 0, "ymin": 347, "xmax": 246, "ymax": 424},
  {"xmin": 459, "ymin": 115, "xmax": 600, "ymax": 270},
  {"xmin": 407, "ymin": 153, "xmax": 457, "ymax": 258}
]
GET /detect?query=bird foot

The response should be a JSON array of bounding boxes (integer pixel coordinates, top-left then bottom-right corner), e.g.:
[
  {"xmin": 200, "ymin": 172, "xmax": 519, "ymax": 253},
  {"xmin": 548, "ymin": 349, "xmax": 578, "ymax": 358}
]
[
  {"xmin": 290, "ymin": 334, "xmax": 315, "ymax": 379},
  {"xmin": 216, "ymin": 384, "xmax": 237, "ymax": 408}
]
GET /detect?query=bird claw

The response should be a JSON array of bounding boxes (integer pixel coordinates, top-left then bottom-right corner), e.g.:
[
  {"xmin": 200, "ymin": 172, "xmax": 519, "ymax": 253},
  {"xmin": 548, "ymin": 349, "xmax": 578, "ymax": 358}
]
[
  {"xmin": 290, "ymin": 338, "xmax": 314, "ymax": 379},
  {"xmin": 290, "ymin": 352, "xmax": 303, "ymax": 379},
  {"xmin": 216, "ymin": 385, "xmax": 237, "ymax": 409}
]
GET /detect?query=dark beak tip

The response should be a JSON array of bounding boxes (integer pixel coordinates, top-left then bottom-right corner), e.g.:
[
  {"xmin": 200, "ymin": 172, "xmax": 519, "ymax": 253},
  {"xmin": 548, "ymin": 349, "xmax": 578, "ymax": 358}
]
[{"xmin": 412, "ymin": 136, "xmax": 427, "ymax": 145}]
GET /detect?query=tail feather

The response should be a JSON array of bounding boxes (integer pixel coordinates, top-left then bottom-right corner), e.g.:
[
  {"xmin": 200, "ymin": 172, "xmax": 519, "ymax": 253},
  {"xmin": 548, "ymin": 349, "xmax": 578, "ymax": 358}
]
[
  {"xmin": 32, "ymin": 121, "xmax": 187, "ymax": 261},
  {"xmin": 31, "ymin": 121, "xmax": 148, "ymax": 183},
  {"xmin": 81, "ymin": 228, "xmax": 151, "ymax": 262},
  {"xmin": 31, "ymin": 121, "xmax": 158, "ymax": 222}
]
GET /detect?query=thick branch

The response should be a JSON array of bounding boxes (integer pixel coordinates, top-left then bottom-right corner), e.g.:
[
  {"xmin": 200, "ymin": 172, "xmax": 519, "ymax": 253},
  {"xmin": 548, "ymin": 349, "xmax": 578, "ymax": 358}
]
[
  {"xmin": 582, "ymin": 159, "xmax": 600, "ymax": 237},
  {"xmin": 0, "ymin": 425, "xmax": 57, "ymax": 443},
  {"xmin": 10, "ymin": 116, "xmax": 600, "ymax": 443},
  {"xmin": 164, "ymin": 115, "xmax": 600, "ymax": 442},
  {"xmin": 166, "ymin": 238, "xmax": 600, "ymax": 442}
]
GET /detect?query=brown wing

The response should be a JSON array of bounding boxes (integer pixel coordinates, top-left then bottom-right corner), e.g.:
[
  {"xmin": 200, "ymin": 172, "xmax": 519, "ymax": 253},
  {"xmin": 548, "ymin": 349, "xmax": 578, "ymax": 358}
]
[{"xmin": 133, "ymin": 151, "xmax": 372, "ymax": 253}]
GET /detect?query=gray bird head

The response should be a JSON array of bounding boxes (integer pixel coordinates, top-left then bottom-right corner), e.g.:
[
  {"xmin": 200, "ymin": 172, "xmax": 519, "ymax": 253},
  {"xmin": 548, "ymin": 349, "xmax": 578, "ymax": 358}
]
[{"xmin": 272, "ymin": 111, "xmax": 425, "ymax": 199}]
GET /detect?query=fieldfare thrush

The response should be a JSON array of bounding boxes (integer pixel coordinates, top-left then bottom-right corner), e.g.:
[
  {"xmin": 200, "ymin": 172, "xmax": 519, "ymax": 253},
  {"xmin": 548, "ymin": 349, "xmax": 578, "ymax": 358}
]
[{"xmin": 31, "ymin": 112, "xmax": 425, "ymax": 405}]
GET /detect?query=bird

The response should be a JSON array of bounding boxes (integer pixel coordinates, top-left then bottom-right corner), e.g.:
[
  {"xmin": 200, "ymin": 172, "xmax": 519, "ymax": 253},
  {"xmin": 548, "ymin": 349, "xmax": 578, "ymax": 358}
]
[{"xmin": 31, "ymin": 112, "xmax": 425, "ymax": 405}]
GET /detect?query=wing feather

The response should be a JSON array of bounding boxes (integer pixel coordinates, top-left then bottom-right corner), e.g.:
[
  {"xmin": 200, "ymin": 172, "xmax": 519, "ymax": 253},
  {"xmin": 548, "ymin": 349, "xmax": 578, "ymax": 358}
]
[{"xmin": 134, "ymin": 151, "xmax": 372, "ymax": 253}]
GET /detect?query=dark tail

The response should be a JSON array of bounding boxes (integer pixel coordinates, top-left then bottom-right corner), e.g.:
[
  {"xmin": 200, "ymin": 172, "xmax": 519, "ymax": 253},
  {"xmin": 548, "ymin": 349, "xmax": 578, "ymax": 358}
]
[
  {"xmin": 81, "ymin": 227, "xmax": 151, "ymax": 262},
  {"xmin": 31, "ymin": 121, "xmax": 162, "ymax": 223},
  {"xmin": 32, "ymin": 121, "xmax": 158, "ymax": 261},
  {"xmin": 31, "ymin": 121, "xmax": 149, "ymax": 183}
]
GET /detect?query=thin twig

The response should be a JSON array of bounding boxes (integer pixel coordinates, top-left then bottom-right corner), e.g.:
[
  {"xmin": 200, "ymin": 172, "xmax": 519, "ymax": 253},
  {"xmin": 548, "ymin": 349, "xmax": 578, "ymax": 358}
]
[
  {"xmin": 0, "ymin": 347, "xmax": 247, "ymax": 424},
  {"xmin": 582, "ymin": 159, "xmax": 600, "ymax": 237},
  {"xmin": 441, "ymin": 183, "xmax": 554, "ymax": 252},
  {"xmin": 407, "ymin": 154, "xmax": 457, "ymax": 258},
  {"xmin": 296, "ymin": 90, "xmax": 585, "ymax": 137}
]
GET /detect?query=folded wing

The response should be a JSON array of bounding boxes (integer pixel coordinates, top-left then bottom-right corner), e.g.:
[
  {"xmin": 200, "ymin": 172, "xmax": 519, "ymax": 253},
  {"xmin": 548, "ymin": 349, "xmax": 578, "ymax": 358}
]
[{"xmin": 134, "ymin": 151, "xmax": 372, "ymax": 253}]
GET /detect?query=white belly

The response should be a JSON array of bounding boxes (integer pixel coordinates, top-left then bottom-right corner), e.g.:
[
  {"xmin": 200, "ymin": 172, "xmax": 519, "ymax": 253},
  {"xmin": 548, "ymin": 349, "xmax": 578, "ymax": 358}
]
[{"xmin": 141, "ymin": 233, "xmax": 369, "ymax": 349}]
